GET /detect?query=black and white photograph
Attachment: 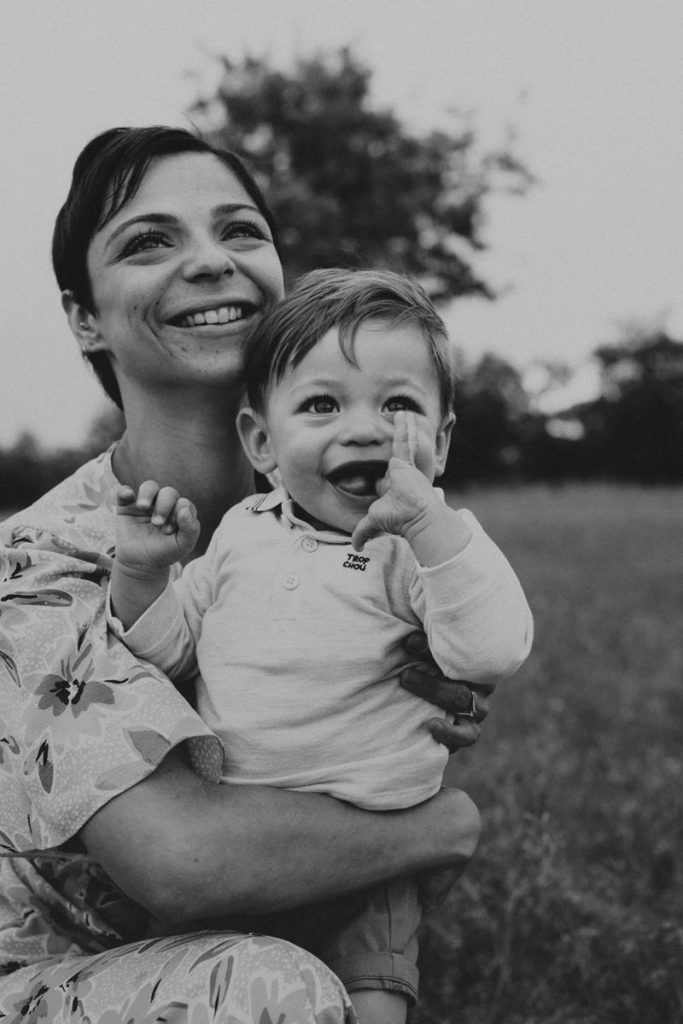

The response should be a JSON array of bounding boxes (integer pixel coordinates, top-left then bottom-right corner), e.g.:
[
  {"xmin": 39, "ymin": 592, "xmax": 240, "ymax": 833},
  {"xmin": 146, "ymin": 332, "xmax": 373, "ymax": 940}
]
[{"xmin": 1, "ymin": 3, "xmax": 681, "ymax": 1022}]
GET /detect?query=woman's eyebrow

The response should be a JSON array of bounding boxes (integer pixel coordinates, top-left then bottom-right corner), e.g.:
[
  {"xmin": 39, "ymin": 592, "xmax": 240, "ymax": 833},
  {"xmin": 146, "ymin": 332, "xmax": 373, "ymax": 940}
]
[{"xmin": 213, "ymin": 202, "xmax": 261, "ymax": 219}]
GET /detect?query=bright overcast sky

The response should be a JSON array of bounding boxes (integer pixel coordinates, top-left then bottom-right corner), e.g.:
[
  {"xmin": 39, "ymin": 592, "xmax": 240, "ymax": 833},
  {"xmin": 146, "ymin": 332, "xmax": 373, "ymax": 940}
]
[{"xmin": 2, "ymin": 0, "xmax": 682, "ymax": 448}]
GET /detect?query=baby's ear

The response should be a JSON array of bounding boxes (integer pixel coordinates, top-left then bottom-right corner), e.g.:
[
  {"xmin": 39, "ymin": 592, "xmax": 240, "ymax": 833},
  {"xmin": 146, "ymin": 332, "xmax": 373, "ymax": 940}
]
[
  {"xmin": 434, "ymin": 411, "xmax": 456, "ymax": 477},
  {"xmin": 236, "ymin": 407, "xmax": 278, "ymax": 475}
]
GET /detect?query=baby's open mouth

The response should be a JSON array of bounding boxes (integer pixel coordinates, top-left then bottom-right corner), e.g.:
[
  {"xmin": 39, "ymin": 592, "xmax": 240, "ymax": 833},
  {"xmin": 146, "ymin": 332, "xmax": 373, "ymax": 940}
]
[{"xmin": 327, "ymin": 461, "xmax": 387, "ymax": 497}]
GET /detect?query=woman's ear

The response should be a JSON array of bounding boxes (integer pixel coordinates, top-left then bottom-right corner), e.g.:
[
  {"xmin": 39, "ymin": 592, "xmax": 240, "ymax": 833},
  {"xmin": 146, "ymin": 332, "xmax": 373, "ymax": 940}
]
[
  {"xmin": 236, "ymin": 407, "xmax": 278, "ymax": 476},
  {"xmin": 61, "ymin": 290, "xmax": 109, "ymax": 355},
  {"xmin": 434, "ymin": 411, "xmax": 456, "ymax": 477}
]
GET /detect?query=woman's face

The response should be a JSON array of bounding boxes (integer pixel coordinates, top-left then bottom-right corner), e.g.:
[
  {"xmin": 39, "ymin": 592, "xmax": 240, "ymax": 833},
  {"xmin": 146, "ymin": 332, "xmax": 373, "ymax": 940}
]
[{"xmin": 84, "ymin": 152, "xmax": 285, "ymax": 397}]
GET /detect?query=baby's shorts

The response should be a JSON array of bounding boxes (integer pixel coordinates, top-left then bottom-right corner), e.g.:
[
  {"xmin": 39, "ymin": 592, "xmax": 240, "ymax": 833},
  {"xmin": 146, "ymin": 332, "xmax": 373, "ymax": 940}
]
[
  {"xmin": 315, "ymin": 878, "xmax": 421, "ymax": 1005},
  {"xmin": 223, "ymin": 878, "xmax": 421, "ymax": 1005}
]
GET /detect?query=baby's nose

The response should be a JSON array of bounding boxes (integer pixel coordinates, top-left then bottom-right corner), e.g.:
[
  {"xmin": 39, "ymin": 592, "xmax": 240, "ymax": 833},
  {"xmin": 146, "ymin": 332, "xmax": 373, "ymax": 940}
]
[{"xmin": 341, "ymin": 411, "xmax": 390, "ymax": 445}]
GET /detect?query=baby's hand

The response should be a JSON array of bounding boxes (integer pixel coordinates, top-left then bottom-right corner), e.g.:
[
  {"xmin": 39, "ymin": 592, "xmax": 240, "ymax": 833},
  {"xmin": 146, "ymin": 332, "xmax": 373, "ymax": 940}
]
[
  {"xmin": 351, "ymin": 411, "xmax": 441, "ymax": 551},
  {"xmin": 115, "ymin": 481, "xmax": 200, "ymax": 573}
]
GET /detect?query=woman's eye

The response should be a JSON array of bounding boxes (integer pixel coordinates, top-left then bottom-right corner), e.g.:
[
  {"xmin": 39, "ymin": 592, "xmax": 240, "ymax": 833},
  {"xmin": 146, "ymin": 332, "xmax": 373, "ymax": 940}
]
[
  {"xmin": 302, "ymin": 395, "xmax": 339, "ymax": 414},
  {"xmin": 122, "ymin": 230, "xmax": 169, "ymax": 257},
  {"xmin": 384, "ymin": 395, "xmax": 421, "ymax": 413},
  {"xmin": 224, "ymin": 220, "xmax": 268, "ymax": 243}
]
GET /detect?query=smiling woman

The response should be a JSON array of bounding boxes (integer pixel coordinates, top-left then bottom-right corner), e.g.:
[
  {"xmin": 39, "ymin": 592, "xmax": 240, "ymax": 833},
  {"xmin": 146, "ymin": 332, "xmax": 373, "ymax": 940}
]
[
  {"xmin": 60, "ymin": 148, "xmax": 284, "ymax": 481},
  {"xmin": 0, "ymin": 126, "xmax": 488, "ymax": 1024}
]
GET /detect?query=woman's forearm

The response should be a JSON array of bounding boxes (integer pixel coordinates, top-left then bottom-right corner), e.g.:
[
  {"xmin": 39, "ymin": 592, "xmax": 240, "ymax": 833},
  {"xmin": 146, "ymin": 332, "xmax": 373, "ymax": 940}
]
[{"xmin": 80, "ymin": 747, "xmax": 479, "ymax": 924}]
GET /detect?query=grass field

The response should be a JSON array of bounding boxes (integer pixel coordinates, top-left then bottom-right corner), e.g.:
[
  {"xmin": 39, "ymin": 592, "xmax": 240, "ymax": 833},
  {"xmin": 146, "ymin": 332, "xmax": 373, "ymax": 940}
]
[{"xmin": 414, "ymin": 484, "xmax": 683, "ymax": 1024}]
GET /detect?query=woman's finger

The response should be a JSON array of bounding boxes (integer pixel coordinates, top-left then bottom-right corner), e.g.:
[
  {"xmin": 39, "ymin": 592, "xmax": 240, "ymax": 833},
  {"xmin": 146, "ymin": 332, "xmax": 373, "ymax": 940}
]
[
  {"xmin": 426, "ymin": 716, "xmax": 481, "ymax": 753},
  {"xmin": 400, "ymin": 666, "xmax": 490, "ymax": 720}
]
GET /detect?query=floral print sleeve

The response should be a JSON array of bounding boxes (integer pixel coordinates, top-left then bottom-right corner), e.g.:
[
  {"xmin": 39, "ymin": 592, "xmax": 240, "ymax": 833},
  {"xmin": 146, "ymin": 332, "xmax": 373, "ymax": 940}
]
[{"xmin": 0, "ymin": 449, "xmax": 223, "ymax": 853}]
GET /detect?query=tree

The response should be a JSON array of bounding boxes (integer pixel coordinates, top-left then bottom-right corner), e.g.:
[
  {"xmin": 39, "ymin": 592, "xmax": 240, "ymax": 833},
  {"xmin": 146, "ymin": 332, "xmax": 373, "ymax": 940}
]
[
  {"xmin": 445, "ymin": 354, "xmax": 529, "ymax": 485},
  {"xmin": 589, "ymin": 330, "xmax": 683, "ymax": 482},
  {"xmin": 189, "ymin": 48, "xmax": 532, "ymax": 301}
]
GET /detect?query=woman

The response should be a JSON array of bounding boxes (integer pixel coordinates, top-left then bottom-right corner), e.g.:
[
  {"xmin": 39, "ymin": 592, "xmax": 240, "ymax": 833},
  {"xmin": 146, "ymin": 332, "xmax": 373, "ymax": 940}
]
[{"xmin": 0, "ymin": 126, "xmax": 489, "ymax": 1023}]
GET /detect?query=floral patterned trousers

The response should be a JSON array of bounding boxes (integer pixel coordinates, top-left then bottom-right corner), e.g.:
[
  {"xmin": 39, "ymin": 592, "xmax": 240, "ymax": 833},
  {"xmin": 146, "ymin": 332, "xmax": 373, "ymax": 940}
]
[{"xmin": 0, "ymin": 930, "xmax": 356, "ymax": 1024}]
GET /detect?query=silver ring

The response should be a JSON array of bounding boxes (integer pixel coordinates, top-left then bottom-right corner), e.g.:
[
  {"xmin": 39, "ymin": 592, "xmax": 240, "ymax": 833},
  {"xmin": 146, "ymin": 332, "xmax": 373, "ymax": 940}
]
[{"xmin": 458, "ymin": 689, "xmax": 478, "ymax": 719}]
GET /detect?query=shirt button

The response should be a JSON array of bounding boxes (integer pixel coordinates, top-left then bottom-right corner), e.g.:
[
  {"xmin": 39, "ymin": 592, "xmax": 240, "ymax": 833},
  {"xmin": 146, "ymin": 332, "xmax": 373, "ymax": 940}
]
[
  {"xmin": 302, "ymin": 537, "xmax": 318, "ymax": 552},
  {"xmin": 283, "ymin": 573, "xmax": 299, "ymax": 590}
]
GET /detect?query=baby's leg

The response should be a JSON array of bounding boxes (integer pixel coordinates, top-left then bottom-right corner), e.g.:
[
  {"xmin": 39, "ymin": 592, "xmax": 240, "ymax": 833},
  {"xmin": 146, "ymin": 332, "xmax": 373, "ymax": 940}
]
[
  {"xmin": 348, "ymin": 988, "xmax": 408, "ymax": 1024},
  {"xmin": 316, "ymin": 879, "xmax": 421, "ymax": 1024}
]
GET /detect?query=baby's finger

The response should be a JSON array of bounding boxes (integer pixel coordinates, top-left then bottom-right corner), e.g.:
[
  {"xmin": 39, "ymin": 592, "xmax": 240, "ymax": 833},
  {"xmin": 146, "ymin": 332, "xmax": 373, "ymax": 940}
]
[
  {"xmin": 116, "ymin": 484, "xmax": 153, "ymax": 518},
  {"xmin": 351, "ymin": 516, "xmax": 374, "ymax": 552},
  {"xmin": 115, "ymin": 485, "xmax": 137, "ymax": 508},
  {"xmin": 135, "ymin": 480, "xmax": 162, "ymax": 511},
  {"xmin": 174, "ymin": 498, "xmax": 200, "ymax": 539},
  {"xmin": 150, "ymin": 486, "xmax": 182, "ymax": 526},
  {"xmin": 392, "ymin": 411, "xmax": 418, "ymax": 465}
]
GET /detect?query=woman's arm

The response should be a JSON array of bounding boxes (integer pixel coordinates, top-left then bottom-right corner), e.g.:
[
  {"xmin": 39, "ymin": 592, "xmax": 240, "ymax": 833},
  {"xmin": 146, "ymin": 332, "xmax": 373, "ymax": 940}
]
[{"xmin": 79, "ymin": 746, "xmax": 480, "ymax": 925}]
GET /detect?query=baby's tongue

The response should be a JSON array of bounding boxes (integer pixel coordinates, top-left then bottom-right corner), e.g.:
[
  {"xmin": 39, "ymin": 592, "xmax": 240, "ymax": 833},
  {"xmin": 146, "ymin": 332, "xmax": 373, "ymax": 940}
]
[{"xmin": 335, "ymin": 471, "xmax": 377, "ymax": 497}]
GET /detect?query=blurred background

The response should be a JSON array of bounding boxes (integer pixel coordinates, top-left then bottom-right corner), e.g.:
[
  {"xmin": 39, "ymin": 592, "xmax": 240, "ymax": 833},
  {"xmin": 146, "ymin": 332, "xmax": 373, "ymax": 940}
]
[{"xmin": 1, "ymin": 2, "xmax": 682, "ymax": 1021}]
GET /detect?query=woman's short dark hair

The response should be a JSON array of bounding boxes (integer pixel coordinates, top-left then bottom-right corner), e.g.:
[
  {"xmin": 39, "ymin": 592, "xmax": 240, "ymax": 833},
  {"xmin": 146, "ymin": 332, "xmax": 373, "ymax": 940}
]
[
  {"xmin": 52, "ymin": 126, "xmax": 279, "ymax": 409},
  {"xmin": 244, "ymin": 267, "xmax": 456, "ymax": 415}
]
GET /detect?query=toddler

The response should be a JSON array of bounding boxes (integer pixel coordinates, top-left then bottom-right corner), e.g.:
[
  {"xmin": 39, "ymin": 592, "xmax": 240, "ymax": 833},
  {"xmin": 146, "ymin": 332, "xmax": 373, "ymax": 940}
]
[{"xmin": 109, "ymin": 268, "xmax": 533, "ymax": 1024}]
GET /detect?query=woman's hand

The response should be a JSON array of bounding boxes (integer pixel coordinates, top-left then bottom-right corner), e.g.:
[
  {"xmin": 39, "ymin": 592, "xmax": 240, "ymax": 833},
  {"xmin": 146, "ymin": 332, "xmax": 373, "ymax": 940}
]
[{"xmin": 400, "ymin": 631, "xmax": 493, "ymax": 753}]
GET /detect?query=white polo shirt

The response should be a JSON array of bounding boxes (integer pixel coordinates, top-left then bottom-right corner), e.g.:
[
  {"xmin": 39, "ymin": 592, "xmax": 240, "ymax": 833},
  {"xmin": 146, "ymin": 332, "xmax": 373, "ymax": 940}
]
[{"xmin": 116, "ymin": 488, "xmax": 532, "ymax": 809}]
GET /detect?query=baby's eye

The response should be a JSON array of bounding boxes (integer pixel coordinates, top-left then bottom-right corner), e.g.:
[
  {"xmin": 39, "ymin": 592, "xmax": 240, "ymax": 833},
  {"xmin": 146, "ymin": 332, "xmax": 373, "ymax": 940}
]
[
  {"xmin": 122, "ymin": 230, "xmax": 170, "ymax": 257},
  {"xmin": 301, "ymin": 395, "xmax": 339, "ymax": 414},
  {"xmin": 384, "ymin": 395, "xmax": 422, "ymax": 414}
]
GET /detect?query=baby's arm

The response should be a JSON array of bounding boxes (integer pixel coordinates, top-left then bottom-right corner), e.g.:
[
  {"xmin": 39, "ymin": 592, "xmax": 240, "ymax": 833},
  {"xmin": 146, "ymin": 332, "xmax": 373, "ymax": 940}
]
[
  {"xmin": 353, "ymin": 412, "xmax": 532, "ymax": 682},
  {"xmin": 111, "ymin": 481, "xmax": 200, "ymax": 630},
  {"xmin": 412, "ymin": 512, "xmax": 533, "ymax": 683}
]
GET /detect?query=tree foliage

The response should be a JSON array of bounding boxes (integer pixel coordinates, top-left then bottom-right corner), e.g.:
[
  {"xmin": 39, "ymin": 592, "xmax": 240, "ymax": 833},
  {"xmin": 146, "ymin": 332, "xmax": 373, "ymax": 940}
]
[
  {"xmin": 445, "ymin": 355, "xmax": 529, "ymax": 485},
  {"xmin": 189, "ymin": 48, "xmax": 533, "ymax": 301},
  {"xmin": 590, "ymin": 330, "xmax": 683, "ymax": 481}
]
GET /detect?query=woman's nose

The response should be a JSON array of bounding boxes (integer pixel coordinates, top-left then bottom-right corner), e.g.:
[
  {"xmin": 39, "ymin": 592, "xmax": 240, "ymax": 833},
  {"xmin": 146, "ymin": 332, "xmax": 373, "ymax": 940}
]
[{"xmin": 182, "ymin": 236, "xmax": 237, "ymax": 280}]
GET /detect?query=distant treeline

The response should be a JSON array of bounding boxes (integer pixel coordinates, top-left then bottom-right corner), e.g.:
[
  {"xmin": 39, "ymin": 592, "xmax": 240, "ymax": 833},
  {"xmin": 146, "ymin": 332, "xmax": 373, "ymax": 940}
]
[
  {"xmin": 448, "ymin": 331, "xmax": 683, "ymax": 486},
  {"xmin": 2, "ymin": 332, "xmax": 683, "ymax": 511}
]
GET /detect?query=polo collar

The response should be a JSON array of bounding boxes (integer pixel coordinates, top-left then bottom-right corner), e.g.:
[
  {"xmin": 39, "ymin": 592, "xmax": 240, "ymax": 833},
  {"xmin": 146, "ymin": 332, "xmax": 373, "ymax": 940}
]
[{"xmin": 246, "ymin": 486, "xmax": 351, "ymax": 543}]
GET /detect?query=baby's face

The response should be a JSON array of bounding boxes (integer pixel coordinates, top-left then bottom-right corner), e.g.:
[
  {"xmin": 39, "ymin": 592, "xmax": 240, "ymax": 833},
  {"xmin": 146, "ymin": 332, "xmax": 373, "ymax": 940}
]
[{"xmin": 260, "ymin": 319, "xmax": 452, "ymax": 534}]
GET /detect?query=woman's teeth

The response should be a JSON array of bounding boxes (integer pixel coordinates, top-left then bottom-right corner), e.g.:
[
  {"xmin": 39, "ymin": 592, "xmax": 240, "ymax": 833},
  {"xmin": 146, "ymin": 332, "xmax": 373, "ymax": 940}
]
[{"xmin": 181, "ymin": 305, "xmax": 245, "ymax": 327}]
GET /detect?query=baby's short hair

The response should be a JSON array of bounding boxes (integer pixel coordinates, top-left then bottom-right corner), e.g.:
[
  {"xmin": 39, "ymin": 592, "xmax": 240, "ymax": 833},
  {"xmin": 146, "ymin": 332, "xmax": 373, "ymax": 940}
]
[{"xmin": 244, "ymin": 268, "xmax": 456, "ymax": 413}]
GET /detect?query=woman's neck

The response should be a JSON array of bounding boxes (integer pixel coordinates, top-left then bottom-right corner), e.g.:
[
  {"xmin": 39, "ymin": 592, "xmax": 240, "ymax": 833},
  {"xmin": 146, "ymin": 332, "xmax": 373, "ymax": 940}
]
[{"xmin": 112, "ymin": 391, "xmax": 254, "ymax": 555}]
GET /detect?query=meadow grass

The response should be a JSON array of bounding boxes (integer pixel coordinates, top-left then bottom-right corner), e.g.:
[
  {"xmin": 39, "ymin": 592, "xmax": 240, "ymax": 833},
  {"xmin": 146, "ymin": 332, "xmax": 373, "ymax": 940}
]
[{"xmin": 414, "ymin": 484, "xmax": 683, "ymax": 1024}]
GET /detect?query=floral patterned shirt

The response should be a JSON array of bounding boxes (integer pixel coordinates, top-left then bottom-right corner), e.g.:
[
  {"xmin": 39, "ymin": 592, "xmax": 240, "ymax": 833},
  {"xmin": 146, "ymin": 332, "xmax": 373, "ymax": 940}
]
[{"xmin": 0, "ymin": 449, "xmax": 224, "ymax": 971}]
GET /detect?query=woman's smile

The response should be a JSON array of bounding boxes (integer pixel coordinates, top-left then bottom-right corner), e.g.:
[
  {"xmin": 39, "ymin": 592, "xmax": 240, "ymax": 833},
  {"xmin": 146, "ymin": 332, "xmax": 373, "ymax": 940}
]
[{"xmin": 173, "ymin": 303, "xmax": 253, "ymax": 328}]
